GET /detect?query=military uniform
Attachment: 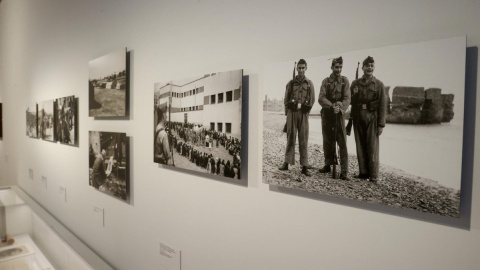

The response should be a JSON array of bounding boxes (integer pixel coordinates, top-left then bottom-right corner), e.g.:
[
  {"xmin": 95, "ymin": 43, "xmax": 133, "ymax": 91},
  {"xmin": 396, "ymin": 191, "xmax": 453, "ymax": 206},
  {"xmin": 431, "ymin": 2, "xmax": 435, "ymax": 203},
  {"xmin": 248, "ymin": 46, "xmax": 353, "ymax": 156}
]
[
  {"xmin": 350, "ymin": 75, "xmax": 386, "ymax": 180},
  {"xmin": 283, "ymin": 75, "xmax": 315, "ymax": 166},
  {"xmin": 318, "ymin": 74, "xmax": 351, "ymax": 176}
]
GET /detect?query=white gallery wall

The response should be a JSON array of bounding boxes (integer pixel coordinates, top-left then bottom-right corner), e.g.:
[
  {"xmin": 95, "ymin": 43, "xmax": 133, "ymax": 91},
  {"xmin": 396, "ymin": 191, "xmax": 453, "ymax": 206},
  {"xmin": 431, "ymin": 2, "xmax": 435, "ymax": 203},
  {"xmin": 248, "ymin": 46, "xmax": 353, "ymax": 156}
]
[{"xmin": 0, "ymin": 0, "xmax": 479, "ymax": 269}]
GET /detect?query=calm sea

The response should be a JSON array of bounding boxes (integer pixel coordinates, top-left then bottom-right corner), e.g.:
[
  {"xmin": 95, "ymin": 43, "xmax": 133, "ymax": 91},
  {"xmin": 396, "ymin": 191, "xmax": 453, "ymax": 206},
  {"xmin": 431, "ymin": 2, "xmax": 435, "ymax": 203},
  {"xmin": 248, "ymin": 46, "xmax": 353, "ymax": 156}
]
[{"xmin": 308, "ymin": 115, "xmax": 463, "ymax": 190}]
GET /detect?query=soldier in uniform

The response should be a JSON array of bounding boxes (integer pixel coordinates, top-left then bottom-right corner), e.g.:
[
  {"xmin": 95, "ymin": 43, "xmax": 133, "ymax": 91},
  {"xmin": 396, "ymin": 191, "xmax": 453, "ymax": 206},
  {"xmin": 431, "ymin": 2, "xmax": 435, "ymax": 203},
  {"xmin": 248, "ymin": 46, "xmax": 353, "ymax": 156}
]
[
  {"xmin": 350, "ymin": 56, "xmax": 387, "ymax": 183},
  {"xmin": 318, "ymin": 57, "xmax": 351, "ymax": 180},
  {"xmin": 154, "ymin": 106, "xmax": 172, "ymax": 165},
  {"xmin": 278, "ymin": 59, "xmax": 315, "ymax": 176}
]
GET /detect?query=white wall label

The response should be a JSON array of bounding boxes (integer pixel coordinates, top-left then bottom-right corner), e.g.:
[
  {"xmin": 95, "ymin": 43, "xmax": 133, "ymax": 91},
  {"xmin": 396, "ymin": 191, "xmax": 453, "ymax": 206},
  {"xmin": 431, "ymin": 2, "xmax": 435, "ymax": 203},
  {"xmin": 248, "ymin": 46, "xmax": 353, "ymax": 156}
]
[
  {"xmin": 59, "ymin": 186, "xmax": 67, "ymax": 202},
  {"xmin": 159, "ymin": 242, "xmax": 181, "ymax": 270},
  {"xmin": 93, "ymin": 205, "xmax": 104, "ymax": 227},
  {"xmin": 41, "ymin": 176, "xmax": 47, "ymax": 189}
]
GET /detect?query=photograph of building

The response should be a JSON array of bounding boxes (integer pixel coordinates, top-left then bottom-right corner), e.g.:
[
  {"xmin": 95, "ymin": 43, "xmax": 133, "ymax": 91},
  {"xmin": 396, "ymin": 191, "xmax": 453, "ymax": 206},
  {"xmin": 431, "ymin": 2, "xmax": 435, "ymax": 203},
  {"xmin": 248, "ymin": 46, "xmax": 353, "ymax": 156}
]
[{"xmin": 154, "ymin": 69, "xmax": 244, "ymax": 182}]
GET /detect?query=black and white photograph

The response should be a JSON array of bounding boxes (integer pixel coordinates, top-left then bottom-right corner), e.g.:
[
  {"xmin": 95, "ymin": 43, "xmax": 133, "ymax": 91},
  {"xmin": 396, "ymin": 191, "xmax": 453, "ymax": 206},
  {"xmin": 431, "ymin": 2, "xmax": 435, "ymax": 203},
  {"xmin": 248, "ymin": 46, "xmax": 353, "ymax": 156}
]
[
  {"xmin": 26, "ymin": 103, "xmax": 37, "ymax": 138},
  {"xmin": 89, "ymin": 131, "xmax": 129, "ymax": 202},
  {"xmin": 55, "ymin": 95, "xmax": 76, "ymax": 145},
  {"xmin": 263, "ymin": 37, "xmax": 466, "ymax": 218},
  {"xmin": 89, "ymin": 48, "xmax": 127, "ymax": 117},
  {"xmin": 38, "ymin": 99, "xmax": 55, "ymax": 142},
  {"xmin": 154, "ymin": 69, "xmax": 244, "ymax": 183}
]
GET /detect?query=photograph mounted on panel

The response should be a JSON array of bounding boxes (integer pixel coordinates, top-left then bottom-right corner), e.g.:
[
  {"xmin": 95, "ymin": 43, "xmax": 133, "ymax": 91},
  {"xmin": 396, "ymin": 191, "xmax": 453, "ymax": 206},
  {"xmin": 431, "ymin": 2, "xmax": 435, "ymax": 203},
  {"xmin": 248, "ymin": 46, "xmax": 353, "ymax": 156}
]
[
  {"xmin": 55, "ymin": 96, "xmax": 77, "ymax": 145},
  {"xmin": 26, "ymin": 103, "xmax": 37, "ymax": 138},
  {"xmin": 38, "ymin": 99, "xmax": 55, "ymax": 142},
  {"xmin": 89, "ymin": 48, "xmax": 127, "ymax": 117},
  {"xmin": 154, "ymin": 69, "xmax": 244, "ymax": 184},
  {"xmin": 263, "ymin": 37, "xmax": 466, "ymax": 218},
  {"xmin": 89, "ymin": 131, "xmax": 129, "ymax": 202}
]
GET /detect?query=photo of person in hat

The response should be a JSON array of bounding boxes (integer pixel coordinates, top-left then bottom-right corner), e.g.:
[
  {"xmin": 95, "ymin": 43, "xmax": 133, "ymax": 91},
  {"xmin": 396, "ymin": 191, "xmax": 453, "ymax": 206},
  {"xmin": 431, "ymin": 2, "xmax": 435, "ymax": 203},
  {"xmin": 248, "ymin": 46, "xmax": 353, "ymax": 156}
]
[
  {"xmin": 350, "ymin": 56, "xmax": 387, "ymax": 183},
  {"xmin": 318, "ymin": 56, "xmax": 351, "ymax": 180}
]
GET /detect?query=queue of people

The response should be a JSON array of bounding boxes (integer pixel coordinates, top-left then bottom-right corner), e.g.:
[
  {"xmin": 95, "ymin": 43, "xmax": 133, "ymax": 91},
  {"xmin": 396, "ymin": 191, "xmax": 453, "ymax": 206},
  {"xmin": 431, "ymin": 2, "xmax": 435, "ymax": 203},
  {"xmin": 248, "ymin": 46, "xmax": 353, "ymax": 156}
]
[
  {"xmin": 168, "ymin": 121, "xmax": 241, "ymax": 155},
  {"xmin": 173, "ymin": 140, "xmax": 240, "ymax": 179},
  {"xmin": 279, "ymin": 56, "xmax": 387, "ymax": 184},
  {"xmin": 154, "ymin": 108, "xmax": 242, "ymax": 179}
]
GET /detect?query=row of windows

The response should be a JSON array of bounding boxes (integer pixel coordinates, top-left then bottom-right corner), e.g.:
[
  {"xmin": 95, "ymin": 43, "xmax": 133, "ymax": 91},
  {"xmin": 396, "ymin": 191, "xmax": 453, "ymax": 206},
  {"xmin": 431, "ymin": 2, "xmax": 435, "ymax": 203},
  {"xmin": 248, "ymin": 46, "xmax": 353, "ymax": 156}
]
[
  {"xmin": 210, "ymin": 122, "xmax": 232, "ymax": 133},
  {"xmin": 180, "ymin": 105, "xmax": 203, "ymax": 112},
  {"xmin": 205, "ymin": 89, "xmax": 240, "ymax": 105},
  {"xmin": 171, "ymin": 86, "xmax": 205, "ymax": 98}
]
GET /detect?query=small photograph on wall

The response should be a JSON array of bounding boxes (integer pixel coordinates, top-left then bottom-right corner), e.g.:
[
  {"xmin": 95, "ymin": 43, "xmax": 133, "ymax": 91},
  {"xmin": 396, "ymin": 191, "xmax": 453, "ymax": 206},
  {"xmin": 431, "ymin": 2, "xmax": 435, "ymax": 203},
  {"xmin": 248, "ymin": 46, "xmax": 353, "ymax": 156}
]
[
  {"xmin": 89, "ymin": 131, "xmax": 129, "ymax": 202},
  {"xmin": 262, "ymin": 37, "xmax": 466, "ymax": 218},
  {"xmin": 55, "ymin": 96, "xmax": 77, "ymax": 145},
  {"xmin": 38, "ymin": 99, "xmax": 55, "ymax": 142},
  {"xmin": 26, "ymin": 103, "xmax": 37, "ymax": 138},
  {"xmin": 89, "ymin": 48, "xmax": 127, "ymax": 117},
  {"xmin": 154, "ymin": 69, "xmax": 244, "ymax": 183}
]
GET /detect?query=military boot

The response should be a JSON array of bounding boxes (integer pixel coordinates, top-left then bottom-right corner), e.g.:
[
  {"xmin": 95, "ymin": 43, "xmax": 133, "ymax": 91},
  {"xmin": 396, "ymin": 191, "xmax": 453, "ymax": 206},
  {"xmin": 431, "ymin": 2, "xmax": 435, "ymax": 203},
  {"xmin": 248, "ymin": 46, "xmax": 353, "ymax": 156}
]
[
  {"xmin": 302, "ymin": 166, "xmax": 312, "ymax": 177},
  {"xmin": 356, "ymin": 173, "xmax": 369, "ymax": 179},
  {"xmin": 319, "ymin": 165, "xmax": 331, "ymax": 173},
  {"xmin": 278, "ymin": 162, "xmax": 288, "ymax": 171}
]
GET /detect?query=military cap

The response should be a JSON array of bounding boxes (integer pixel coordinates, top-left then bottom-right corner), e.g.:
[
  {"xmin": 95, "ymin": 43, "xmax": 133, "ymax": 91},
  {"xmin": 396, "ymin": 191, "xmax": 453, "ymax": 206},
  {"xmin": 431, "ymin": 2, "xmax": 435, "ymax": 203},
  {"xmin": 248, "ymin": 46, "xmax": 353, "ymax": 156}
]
[
  {"xmin": 297, "ymin": 59, "xmax": 307, "ymax": 66},
  {"xmin": 362, "ymin": 56, "xmax": 374, "ymax": 67},
  {"xmin": 332, "ymin": 56, "xmax": 343, "ymax": 66}
]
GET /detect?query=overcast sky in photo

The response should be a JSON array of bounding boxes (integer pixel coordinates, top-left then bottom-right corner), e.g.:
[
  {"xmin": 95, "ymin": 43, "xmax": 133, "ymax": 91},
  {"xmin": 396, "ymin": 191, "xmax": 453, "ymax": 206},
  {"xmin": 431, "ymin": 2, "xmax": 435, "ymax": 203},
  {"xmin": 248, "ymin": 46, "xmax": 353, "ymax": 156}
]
[
  {"xmin": 89, "ymin": 48, "xmax": 126, "ymax": 80},
  {"xmin": 264, "ymin": 36, "xmax": 466, "ymax": 125}
]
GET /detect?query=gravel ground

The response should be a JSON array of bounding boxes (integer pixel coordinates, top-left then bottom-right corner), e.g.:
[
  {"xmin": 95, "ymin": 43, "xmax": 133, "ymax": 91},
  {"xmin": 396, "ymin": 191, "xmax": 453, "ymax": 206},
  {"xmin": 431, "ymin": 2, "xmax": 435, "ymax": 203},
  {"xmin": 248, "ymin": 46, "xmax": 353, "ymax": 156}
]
[{"xmin": 263, "ymin": 112, "xmax": 460, "ymax": 218}]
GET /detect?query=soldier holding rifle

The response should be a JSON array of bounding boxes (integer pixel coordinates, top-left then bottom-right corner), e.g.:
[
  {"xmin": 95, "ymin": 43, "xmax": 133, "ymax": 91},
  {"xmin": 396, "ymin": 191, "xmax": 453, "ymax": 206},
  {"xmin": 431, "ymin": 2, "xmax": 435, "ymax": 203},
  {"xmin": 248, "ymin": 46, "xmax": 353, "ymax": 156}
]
[
  {"xmin": 278, "ymin": 59, "xmax": 315, "ymax": 177},
  {"xmin": 350, "ymin": 56, "xmax": 386, "ymax": 183},
  {"xmin": 318, "ymin": 57, "xmax": 351, "ymax": 180}
]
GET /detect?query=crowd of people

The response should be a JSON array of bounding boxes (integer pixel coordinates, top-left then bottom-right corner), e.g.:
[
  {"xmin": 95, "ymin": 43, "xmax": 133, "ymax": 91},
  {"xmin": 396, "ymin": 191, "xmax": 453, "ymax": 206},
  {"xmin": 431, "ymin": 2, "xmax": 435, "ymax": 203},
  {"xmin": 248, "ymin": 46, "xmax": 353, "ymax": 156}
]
[{"xmin": 167, "ymin": 121, "xmax": 242, "ymax": 179}]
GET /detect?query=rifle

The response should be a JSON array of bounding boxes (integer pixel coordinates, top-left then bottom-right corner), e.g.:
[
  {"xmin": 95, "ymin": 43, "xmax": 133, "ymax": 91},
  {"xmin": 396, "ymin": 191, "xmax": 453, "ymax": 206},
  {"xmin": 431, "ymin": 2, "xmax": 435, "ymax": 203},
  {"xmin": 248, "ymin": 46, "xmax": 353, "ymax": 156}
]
[
  {"xmin": 283, "ymin": 61, "xmax": 296, "ymax": 133},
  {"xmin": 332, "ymin": 106, "xmax": 338, "ymax": 179},
  {"xmin": 346, "ymin": 62, "xmax": 360, "ymax": 135}
]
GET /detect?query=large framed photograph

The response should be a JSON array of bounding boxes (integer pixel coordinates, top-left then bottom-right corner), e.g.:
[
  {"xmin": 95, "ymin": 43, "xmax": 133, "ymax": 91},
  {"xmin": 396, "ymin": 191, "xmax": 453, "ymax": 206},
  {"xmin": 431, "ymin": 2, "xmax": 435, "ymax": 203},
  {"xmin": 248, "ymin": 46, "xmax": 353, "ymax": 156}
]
[
  {"xmin": 55, "ymin": 96, "xmax": 77, "ymax": 145},
  {"xmin": 89, "ymin": 48, "xmax": 127, "ymax": 117},
  {"xmin": 38, "ymin": 99, "xmax": 55, "ymax": 142},
  {"xmin": 89, "ymin": 131, "xmax": 129, "ymax": 202},
  {"xmin": 263, "ymin": 37, "xmax": 466, "ymax": 218},
  {"xmin": 26, "ymin": 103, "xmax": 37, "ymax": 138},
  {"xmin": 154, "ymin": 69, "xmax": 244, "ymax": 183}
]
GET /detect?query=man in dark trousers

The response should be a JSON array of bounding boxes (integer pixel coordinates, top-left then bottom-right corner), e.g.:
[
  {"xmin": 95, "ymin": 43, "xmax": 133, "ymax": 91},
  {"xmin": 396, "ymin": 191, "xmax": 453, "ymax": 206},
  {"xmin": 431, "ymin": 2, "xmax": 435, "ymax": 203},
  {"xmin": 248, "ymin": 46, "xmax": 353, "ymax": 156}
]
[
  {"xmin": 350, "ymin": 56, "xmax": 387, "ymax": 183},
  {"xmin": 278, "ymin": 59, "xmax": 316, "ymax": 176},
  {"xmin": 318, "ymin": 57, "xmax": 351, "ymax": 180}
]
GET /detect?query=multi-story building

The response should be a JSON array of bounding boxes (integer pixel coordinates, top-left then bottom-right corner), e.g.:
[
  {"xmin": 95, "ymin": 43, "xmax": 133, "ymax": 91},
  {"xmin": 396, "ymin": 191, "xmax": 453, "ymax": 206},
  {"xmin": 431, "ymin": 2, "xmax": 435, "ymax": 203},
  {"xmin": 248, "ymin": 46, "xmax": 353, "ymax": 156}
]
[{"xmin": 154, "ymin": 70, "xmax": 243, "ymax": 138}]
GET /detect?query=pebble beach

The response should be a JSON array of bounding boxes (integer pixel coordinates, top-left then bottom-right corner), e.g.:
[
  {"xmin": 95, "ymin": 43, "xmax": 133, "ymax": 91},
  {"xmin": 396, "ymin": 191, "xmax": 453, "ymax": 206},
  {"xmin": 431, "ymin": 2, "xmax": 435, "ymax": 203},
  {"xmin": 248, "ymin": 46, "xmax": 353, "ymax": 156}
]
[{"xmin": 263, "ymin": 112, "xmax": 460, "ymax": 218}]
